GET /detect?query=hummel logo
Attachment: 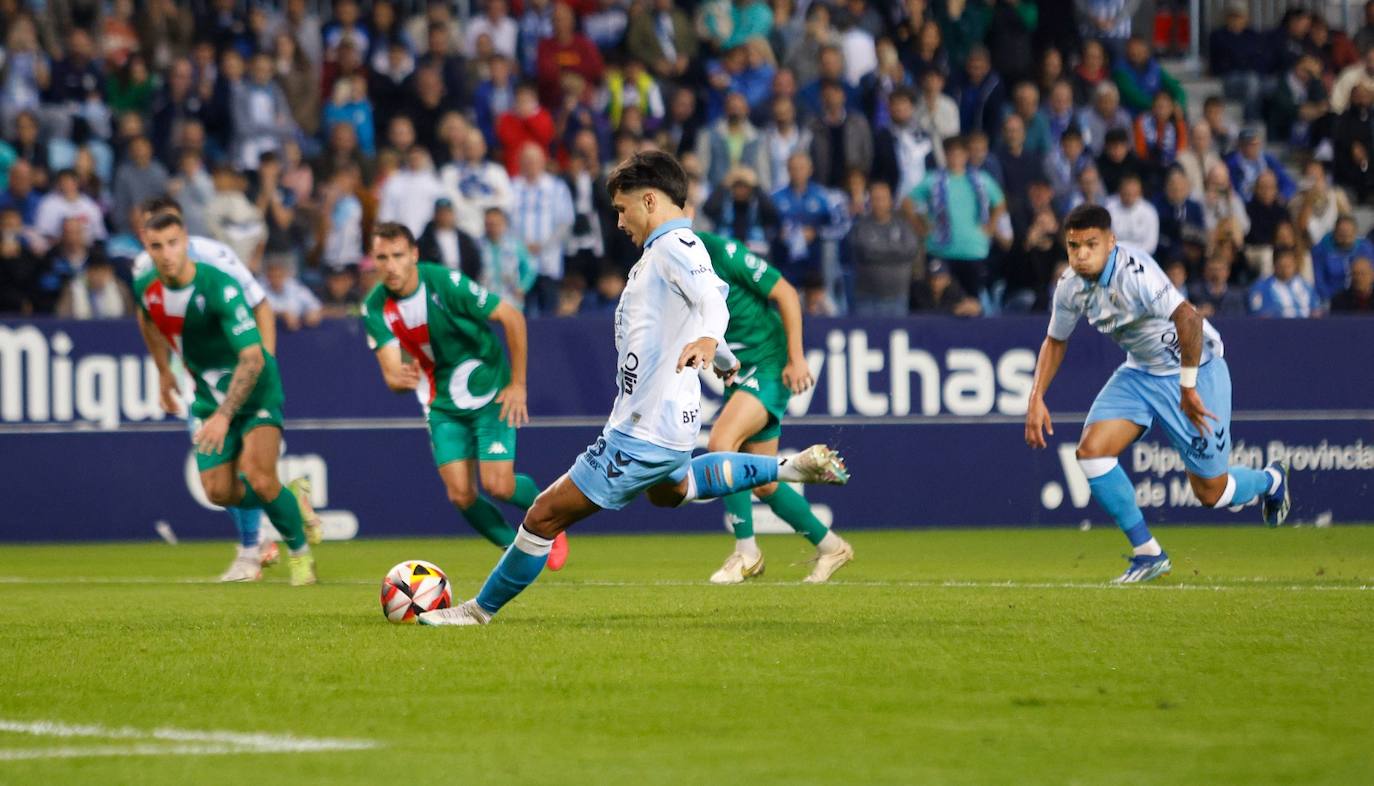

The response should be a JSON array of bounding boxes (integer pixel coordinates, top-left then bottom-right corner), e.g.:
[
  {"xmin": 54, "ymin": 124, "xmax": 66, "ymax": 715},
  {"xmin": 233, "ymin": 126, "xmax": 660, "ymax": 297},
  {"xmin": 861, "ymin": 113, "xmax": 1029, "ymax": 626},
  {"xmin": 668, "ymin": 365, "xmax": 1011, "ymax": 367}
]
[
  {"xmin": 487, "ymin": 442, "xmax": 508, "ymax": 455},
  {"xmin": 678, "ymin": 237, "xmax": 697, "ymax": 247},
  {"xmin": 606, "ymin": 450, "xmax": 631, "ymax": 479}
]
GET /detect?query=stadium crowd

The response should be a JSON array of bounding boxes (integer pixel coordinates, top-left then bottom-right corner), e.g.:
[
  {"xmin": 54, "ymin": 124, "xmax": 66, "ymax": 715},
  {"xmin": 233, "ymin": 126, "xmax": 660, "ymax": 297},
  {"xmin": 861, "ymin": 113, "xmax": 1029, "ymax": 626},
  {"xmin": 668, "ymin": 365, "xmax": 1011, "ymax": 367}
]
[{"xmin": 1, "ymin": 0, "xmax": 1373, "ymax": 324}]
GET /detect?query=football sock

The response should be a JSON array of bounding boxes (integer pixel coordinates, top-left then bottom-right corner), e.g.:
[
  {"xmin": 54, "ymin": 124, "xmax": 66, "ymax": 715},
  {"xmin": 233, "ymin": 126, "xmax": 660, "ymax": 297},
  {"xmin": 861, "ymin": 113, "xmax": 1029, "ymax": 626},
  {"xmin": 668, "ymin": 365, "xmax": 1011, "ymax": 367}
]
[
  {"xmin": 762, "ymin": 484, "xmax": 830, "ymax": 546},
  {"xmin": 259, "ymin": 482, "xmax": 308, "ymax": 551},
  {"xmin": 460, "ymin": 497, "xmax": 517, "ymax": 548},
  {"xmin": 724, "ymin": 491, "xmax": 754, "ymax": 539},
  {"xmin": 1215, "ymin": 466, "xmax": 1273, "ymax": 508},
  {"xmin": 237, "ymin": 476, "xmax": 263, "ymax": 509},
  {"xmin": 509, "ymin": 474, "xmax": 540, "ymax": 510},
  {"xmin": 735, "ymin": 536, "xmax": 761, "ymax": 559},
  {"xmin": 681, "ymin": 453, "xmax": 779, "ymax": 501},
  {"xmin": 474, "ymin": 526, "xmax": 550, "ymax": 615},
  {"xmin": 228, "ymin": 506, "xmax": 261, "ymax": 549},
  {"xmin": 1079, "ymin": 458, "xmax": 1155, "ymax": 552},
  {"xmin": 816, "ymin": 529, "xmax": 845, "ymax": 555}
]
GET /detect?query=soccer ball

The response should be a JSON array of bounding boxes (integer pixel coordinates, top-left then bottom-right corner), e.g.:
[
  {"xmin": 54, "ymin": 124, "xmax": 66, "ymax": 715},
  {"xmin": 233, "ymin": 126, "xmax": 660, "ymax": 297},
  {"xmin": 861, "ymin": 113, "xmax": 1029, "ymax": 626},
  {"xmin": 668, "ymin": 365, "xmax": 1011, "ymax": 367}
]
[{"xmin": 380, "ymin": 560, "xmax": 452, "ymax": 623}]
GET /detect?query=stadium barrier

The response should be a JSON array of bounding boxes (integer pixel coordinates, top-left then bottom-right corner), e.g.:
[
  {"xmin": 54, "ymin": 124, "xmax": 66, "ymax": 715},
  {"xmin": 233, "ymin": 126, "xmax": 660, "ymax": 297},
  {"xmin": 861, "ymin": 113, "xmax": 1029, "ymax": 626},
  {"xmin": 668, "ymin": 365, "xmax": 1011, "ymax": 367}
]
[{"xmin": 1, "ymin": 316, "xmax": 1371, "ymax": 541}]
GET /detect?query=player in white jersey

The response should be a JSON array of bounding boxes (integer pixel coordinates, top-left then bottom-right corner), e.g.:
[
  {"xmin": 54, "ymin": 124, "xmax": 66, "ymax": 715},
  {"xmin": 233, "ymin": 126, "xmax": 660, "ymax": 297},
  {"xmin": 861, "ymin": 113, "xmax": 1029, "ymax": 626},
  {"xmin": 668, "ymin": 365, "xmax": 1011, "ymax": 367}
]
[
  {"xmin": 1025, "ymin": 205, "xmax": 1291, "ymax": 584},
  {"xmin": 131, "ymin": 196, "xmax": 318, "ymax": 581},
  {"xmin": 418, "ymin": 151, "xmax": 851, "ymax": 626}
]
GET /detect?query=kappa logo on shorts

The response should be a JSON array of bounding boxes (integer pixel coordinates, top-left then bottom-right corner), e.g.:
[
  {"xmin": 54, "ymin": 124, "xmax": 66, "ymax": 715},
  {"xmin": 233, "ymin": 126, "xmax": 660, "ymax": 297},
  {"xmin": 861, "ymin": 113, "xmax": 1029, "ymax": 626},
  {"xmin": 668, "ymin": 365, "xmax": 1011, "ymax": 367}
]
[
  {"xmin": 486, "ymin": 442, "xmax": 508, "ymax": 455},
  {"xmin": 256, "ymin": 410, "xmax": 270, "ymax": 420}
]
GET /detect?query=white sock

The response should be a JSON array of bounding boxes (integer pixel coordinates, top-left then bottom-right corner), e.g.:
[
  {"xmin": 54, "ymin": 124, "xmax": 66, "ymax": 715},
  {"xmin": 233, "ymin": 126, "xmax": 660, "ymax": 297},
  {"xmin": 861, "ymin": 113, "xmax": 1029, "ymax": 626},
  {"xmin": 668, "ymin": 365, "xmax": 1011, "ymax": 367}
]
[
  {"xmin": 1133, "ymin": 537, "xmax": 1163, "ymax": 557},
  {"xmin": 1265, "ymin": 467, "xmax": 1282, "ymax": 495},
  {"xmin": 237, "ymin": 544, "xmax": 259, "ymax": 560},
  {"xmin": 1210, "ymin": 474, "xmax": 1237, "ymax": 509},
  {"xmin": 734, "ymin": 536, "xmax": 760, "ymax": 558},
  {"xmin": 817, "ymin": 530, "xmax": 843, "ymax": 554},
  {"xmin": 677, "ymin": 471, "xmax": 699, "ymax": 506},
  {"xmin": 513, "ymin": 525, "xmax": 554, "ymax": 557},
  {"xmin": 777, "ymin": 455, "xmax": 801, "ymax": 483}
]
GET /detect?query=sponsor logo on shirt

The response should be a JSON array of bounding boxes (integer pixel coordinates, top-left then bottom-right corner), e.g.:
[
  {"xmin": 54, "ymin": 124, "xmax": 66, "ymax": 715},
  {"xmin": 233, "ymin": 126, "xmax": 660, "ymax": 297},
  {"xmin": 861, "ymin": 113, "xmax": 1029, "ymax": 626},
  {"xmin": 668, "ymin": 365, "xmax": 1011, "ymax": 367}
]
[{"xmin": 620, "ymin": 351, "xmax": 640, "ymax": 396}]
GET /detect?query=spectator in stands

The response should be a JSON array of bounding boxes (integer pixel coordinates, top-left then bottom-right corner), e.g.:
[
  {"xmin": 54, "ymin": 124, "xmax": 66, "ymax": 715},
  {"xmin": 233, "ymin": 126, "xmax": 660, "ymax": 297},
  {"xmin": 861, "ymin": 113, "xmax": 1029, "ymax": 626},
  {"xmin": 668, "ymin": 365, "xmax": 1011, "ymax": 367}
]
[
  {"xmin": 478, "ymin": 206, "xmax": 536, "ymax": 312},
  {"xmin": 471, "ymin": 54, "xmax": 517, "ymax": 149},
  {"xmin": 913, "ymin": 68, "xmax": 960, "ymax": 165},
  {"xmin": 1270, "ymin": 7, "xmax": 1316, "ymax": 77},
  {"xmin": 949, "ymin": 46, "xmax": 1006, "ymax": 143},
  {"xmin": 1190, "ymin": 252, "xmax": 1247, "ymax": 317},
  {"xmin": 626, "ymin": 0, "xmax": 696, "ymax": 83},
  {"xmin": 495, "ymin": 82, "xmax": 555, "ymax": 175},
  {"xmin": 167, "ymin": 149, "xmax": 213, "ymax": 237},
  {"xmin": 440, "ymin": 128, "xmax": 514, "ymax": 240},
  {"xmin": 0, "ymin": 161, "xmax": 42, "ymax": 227},
  {"xmin": 1, "ymin": 15, "xmax": 48, "ymax": 137},
  {"xmin": 418, "ymin": 197, "xmax": 481, "ymax": 276},
  {"xmin": 1067, "ymin": 164, "xmax": 1108, "ymax": 212},
  {"xmin": 1312, "ymin": 215, "xmax": 1374, "ymax": 303},
  {"xmin": 911, "ymin": 257, "xmax": 981, "ymax": 316},
  {"xmin": 1226, "ymin": 127, "xmax": 1297, "ymax": 203},
  {"xmin": 1308, "ymin": 15, "xmax": 1358, "ymax": 78},
  {"xmin": 1106, "ymin": 173, "xmax": 1159, "ymax": 254},
  {"xmin": 562, "ymin": 136, "xmax": 610, "ymax": 283},
  {"xmin": 1045, "ymin": 125, "xmax": 1093, "ymax": 207},
  {"xmin": 1270, "ymin": 219, "xmax": 1315, "ymax": 282},
  {"xmin": 319, "ymin": 265, "xmax": 361, "ymax": 318},
  {"xmin": 1209, "ymin": 1, "xmax": 1269, "ymax": 124},
  {"xmin": 1177, "ymin": 121, "xmax": 1224, "ymax": 200},
  {"xmin": 10, "ymin": 112, "xmax": 49, "ymax": 189},
  {"xmin": 993, "ymin": 113, "xmax": 1044, "ymax": 213},
  {"xmin": 1154, "ymin": 167, "xmax": 1206, "ymax": 267},
  {"xmin": 378, "ymin": 147, "xmax": 452, "ymax": 238},
  {"xmin": 203, "ymin": 165, "xmax": 265, "ymax": 274},
  {"xmin": 848, "ymin": 180, "xmax": 919, "ymax": 317},
  {"xmin": 535, "ymin": 2, "xmax": 604, "ymax": 109},
  {"xmin": 1201, "ymin": 162, "xmax": 1249, "ymax": 248},
  {"xmin": 1357, "ymin": 0, "xmax": 1374, "ymax": 51},
  {"xmin": 322, "ymin": 75, "xmax": 376, "ymax": 159},
  {"xmin": 699, "ymin": 91, "xmax": 769, "ymax": 189},
  {"xmin": 772, "ymin": 152, "xmax": 840, "ymax": 285},
  {"xmin": 367, "ymin": 42, "xmax": 413, "ymax": 137},
  {"xmin": 1292, "ymin": 161, "xmax": 1352, "ymax": 249},
  {"xmin": 0, "ymin": 207, "xmax": 42, "ymax": 314},
  {"xmin": 1329, "ymin": 256, "xmax": 1374, "ymax": 312},
  {"xmin": 859, "ymin": 37, "xmax": 912, "ymax": 131},
  {"xmin": 1076, "ymin": 83, "xmax": 1132, "ymax": 158},
  {"xmin": 1096, "ymin": 127, "xmax": 1146, "ymax": 197},
  {"xmin": 1070, "ymin": 40, "xmax": 1110, "ymax": 108},
  {"xmin": 231, "ymin": 53, "xmax": 297, "ymax": 170},
  {"xmin": 273, "ymin": 34, "xmax": 320, "ymax": 138},
  {"xmin": 320, "ymin": 163, "xmax": 364, "ymax": 273},
  {"xmin": 784, "ymin": 3, "xmax": 836, "ymax": 90},
  {"xmin": 1134, "ymin": 90, "xmax": 1186, "ymax": 191},
  {"xmin": 261, "ymin": 256, "xmax": 322, "ymax": 330},
  {"xmin": 466, "ymin": 0, "xmax": 517, "ymax": 61},
  {"xmin": 34, "ymin": 169, "xmax": 105, "ymax": 247},
  {"xmin": 1009, "ymin": 81, "xmax": 1050, "ymax": 156},
  {"xmin": 1113, "ymin": 36, "xmax": 1186, "ymax": 116},
  {"xmin": 1268, "ymin": 52, "xmax": 1331, "ymax": 149},
  {"xmin": 112, "ymin": 136, "xmax": 169, "ymax": 235},
  {"xmin": 1163, "ymin": 257, "xmax": 1189, "ymax": 295},
  {"xmin": 1333, "ymin": 44, "xmax": 1374, "ymax": 116},
  {"xmin": 1244, "ymin": 170, "xmax": 1288, "ymax": 251},
  {"xmin": 406, "ymin": 66, "xmax": 463, "ymax": 162},
  {"xmin": 796, "ymin": 44, "xmax": 856, "ymax": 122},
  {"xmin": 909, "ymin": 135, "xmax": 1006, "ymax": 303},
  {"xmin": 1076, "ymin": 0, "xmax": 1135, "ymax": 64},
  {"xmin": 509, "ymin": 142, "xmax": 573, "ymax": 314},
  {"xmin": 809, "ymin": 78, "xmax": 873, "ymax": 188},
  {"xmin": 1041, "ymin": 81, "xmax": 1078, "ymax": 152},
  {"xmin": 253, "ymin": 152, "xmax": 305, "ymax": 273},
  {"xmin": 1248, "ymin": 246, "xmax": 1316, "ymax": 318},
  {"xmin": 416, "ymin": 19, "xmax": 468, "ymax": 107},
  {"xmin": 761, "ymin": 95, "xmax": 813, "ymax": 193},
  {"xmin": 967, "ymin": 130, "xmax": 1002, "ymax": 185},
  {"xmin": 702, "ymin": 164, "xmax": 779, "ymax": 257},
  {"xmin": 54, "ymin": 253, "xmax": 132, "ymax": 318},
  {"xmin": 579, "ymin": 263, "xmax": 628, "ymax": 314},
  {"xmin": 1331, "ymin": 83, "xmax": 1374, "ymax": 200},
  {"xmin": 34, "ymin": 216, "xmax": 100, "ymax": 313},
  {"xmin": 834, "ymin": 1, "xmax": 877, "ymax": 88},
  {"xmin": 106, "ymin": 53, "xmax": 156, "ymax": 119},
  {"xmin": 1005, "ymin": 176, "xmax": 1064, "ymax": 312}
]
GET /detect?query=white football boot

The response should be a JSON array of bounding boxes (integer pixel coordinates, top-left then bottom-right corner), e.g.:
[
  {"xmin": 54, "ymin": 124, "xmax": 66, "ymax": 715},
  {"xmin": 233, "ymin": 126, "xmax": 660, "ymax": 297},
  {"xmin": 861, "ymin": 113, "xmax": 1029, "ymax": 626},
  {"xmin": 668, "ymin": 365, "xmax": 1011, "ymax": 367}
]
[
  {"xmin": 802, "ymin": 536, "xmax": 854, "ymax": 583},
  {"xmin": 709, "ymin": 551, "xmax": 766, "ymax": 584},
  {"xmin": 418, "ymin": 599, "xmax": 491, "ymax": 627},
  {"xmin": 219, "ymin": 548, "xmax": 263, "ymax": 582},
  {"xmin": 779, "ymin": 445, "xmax": 850, "ymax": 485}
]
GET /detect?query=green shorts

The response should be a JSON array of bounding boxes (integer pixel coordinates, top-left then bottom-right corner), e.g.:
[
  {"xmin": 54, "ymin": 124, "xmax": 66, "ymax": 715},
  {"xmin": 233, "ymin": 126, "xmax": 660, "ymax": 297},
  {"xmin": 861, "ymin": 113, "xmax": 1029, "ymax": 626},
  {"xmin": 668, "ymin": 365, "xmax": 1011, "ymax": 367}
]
[
  {"xmin": 724, "ymin": 364, "xmax": 790, "ymax": 443},
  {"xmin": 428, "ymin": 402, "xmax": 516, "ymax": 466},
  {"xmin": 191, "ymin": 406, "xmax": 284, "ymax": 471}
]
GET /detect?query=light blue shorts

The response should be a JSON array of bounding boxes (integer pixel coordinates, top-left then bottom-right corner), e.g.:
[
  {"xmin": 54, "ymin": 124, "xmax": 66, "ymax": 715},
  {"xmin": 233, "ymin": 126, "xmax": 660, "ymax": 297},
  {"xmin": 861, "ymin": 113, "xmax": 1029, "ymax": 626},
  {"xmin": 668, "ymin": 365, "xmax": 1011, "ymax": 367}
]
[
  {"xmin": 1085, "ymin": 357, "xmax": 1233, "ymax": 479},
  {"xmin": 568, "ymin": 428, "xmax": 693, "ymax": 511}
]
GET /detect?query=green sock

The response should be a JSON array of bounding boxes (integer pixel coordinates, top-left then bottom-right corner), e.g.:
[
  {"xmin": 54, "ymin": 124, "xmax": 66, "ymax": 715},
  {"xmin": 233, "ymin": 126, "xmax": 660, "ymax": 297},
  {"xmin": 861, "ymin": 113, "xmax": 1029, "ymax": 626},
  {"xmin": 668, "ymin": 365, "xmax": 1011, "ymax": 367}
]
[
  {"xmin": 461, "ymin": 496, "xmax": 516, "ymax": 547},
  {"xmin": 237, "ymin": 474, "xmax": 264, "ymax": 509},
  {"xmin": 509, "ymin": 474, "xmax": 540, "ymax": 510},
  {"xmin": 261, "ymin": 483, "xmax": 308, "ymax": 551},
  {"xmin": 723, "ymin": 491, "xmax": 754, "ymax": 539},
  {"xmin": 764, "ymin": 484, "xmax": 830, "ymax": 546}
]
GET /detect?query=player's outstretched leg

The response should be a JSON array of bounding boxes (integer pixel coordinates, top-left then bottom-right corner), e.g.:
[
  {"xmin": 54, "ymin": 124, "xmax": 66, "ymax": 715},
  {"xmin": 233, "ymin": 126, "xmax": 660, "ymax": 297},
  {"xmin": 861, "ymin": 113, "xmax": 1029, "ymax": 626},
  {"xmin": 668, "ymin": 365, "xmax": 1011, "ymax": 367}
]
[
  {"xmin": 1261, "ymin": 461, "xmax": 1290, "ymax": 527},
  {"xmin": 1190, "ymin": 461, "xmax": 1290, "ymax": 526},
  {"xmin": 683, "ymin": 445, "xmax": 849, "ymax": 505},
  {"xmin": 219, "ymin": 507, "xmax": 264, "ymax": 582}
]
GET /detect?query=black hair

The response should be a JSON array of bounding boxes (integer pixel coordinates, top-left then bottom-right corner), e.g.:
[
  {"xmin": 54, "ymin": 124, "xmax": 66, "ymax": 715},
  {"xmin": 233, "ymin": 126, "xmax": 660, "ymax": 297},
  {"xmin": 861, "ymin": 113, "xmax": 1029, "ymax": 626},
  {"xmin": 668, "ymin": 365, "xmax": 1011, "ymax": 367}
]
[
  {"xmin": 140, "ymin": 195, "xmax": 182, "ymax": 217},
  {"xmin": 942, "ymin": 135, "xmax": 968, "ymax": 154},
  {"xmin": 606, "ymin": 150, "xmax": 688, "ymax": 208},
  {"xmin": 1064, "ymin": 204, "xmax": 1113, "ymax": 232},
  {"xmin": 371, "ymin": 221, "xmax": 416, "ymax": 246},
  {"xmin": 144, "ymin": 211, "xmax": 185, "ymax": 232}
]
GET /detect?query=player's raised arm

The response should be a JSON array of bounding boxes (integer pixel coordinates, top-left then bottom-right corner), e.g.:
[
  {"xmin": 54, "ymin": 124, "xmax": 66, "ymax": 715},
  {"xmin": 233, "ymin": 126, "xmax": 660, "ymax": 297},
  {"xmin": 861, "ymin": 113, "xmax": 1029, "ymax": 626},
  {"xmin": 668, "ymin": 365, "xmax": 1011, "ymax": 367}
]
[
  {"xmin": 1171, "ymin": 300, "xmax": 1220, "ymax": 436},
  {"xmin": 766, "ymin": 277, "xmax": 812, "ymax": 394},
  {"xmin": 489, "ymin": 301, "xmax": 529, "ymax": 427}
]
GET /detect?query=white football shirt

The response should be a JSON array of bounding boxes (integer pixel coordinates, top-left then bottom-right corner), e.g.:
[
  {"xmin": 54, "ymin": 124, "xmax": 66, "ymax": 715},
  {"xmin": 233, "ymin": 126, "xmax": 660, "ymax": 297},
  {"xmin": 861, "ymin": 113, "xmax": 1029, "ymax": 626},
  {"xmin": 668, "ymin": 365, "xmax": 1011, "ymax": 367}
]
[
  {"xmin": 133, "ymin": 235, "xmax": 266, "ymax": 308},
  {"xmin": 1049, "ymin": 243, "xmax": 1224, "ymax": 375},
  {"xmin": 607, "ymin": 218, "xmax": 737, "ymax": 451}
]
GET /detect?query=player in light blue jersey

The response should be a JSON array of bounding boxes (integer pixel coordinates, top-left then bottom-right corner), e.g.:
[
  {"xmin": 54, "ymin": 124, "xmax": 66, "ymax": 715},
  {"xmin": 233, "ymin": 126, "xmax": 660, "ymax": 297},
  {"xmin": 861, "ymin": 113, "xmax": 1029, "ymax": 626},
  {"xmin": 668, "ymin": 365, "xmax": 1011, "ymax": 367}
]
[
  {"xmin": 1025, "ymin": 205, "xmax": 1291, "ymax": 584},
  {"xmin": 418, "ymin": 151, "xmax": 850, "ymax": 626}
]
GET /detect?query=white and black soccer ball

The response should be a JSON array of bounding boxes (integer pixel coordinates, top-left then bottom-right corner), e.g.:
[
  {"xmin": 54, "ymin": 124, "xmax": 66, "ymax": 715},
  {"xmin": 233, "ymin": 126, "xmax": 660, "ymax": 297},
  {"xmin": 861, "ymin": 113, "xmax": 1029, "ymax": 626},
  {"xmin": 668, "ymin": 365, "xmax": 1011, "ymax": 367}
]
[{"xmin": 380, "ymin": 560, "xmax": 452, "ymax": 623}]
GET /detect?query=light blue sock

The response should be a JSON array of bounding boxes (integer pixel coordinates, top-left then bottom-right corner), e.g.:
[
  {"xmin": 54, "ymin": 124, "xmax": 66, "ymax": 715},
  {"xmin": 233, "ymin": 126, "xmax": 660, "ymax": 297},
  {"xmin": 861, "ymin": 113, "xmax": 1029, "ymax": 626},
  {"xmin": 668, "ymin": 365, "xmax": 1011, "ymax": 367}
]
[
  {"xmin": 1216, "ymin": 466, "xmax": 1274, "ymax": 507},
  {"xmin": 228, "ymin": 507, "xmax": 261, "ymax": 549},
  {"xmin": 686, "ymin": 452, "xmax": 779, "ymax": 500},
  {"xmin": 474, "ymin": 526, "xmax": 551, "ymax": 615},
  {"xmin": 1083, "ymin": 460, "xmax": 1151, "ymax": 547}
]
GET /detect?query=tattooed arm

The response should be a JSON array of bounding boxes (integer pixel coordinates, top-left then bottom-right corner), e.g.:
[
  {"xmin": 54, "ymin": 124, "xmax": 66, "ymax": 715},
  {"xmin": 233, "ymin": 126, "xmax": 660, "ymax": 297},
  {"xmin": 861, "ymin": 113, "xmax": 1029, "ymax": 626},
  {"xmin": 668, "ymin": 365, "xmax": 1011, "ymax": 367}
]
[{"xmin": 194, "ymin": 345, "xmax": 264, "ymax": 455}]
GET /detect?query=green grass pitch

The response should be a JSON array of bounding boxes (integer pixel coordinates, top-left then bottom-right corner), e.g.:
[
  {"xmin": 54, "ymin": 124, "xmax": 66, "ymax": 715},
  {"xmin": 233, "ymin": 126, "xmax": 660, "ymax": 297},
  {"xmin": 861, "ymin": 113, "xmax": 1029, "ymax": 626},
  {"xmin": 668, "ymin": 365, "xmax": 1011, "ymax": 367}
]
[{"xmin": 0, "ymin": 527, "xmax": 1371, "ymax": 785}]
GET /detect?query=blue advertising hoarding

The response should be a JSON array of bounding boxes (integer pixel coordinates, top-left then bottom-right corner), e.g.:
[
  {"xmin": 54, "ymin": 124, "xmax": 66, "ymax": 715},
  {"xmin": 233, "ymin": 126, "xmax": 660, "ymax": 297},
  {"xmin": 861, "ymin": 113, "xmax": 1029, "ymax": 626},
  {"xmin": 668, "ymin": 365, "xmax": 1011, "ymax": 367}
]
[{"xmin": 1, "ymin": 316, "xmax": 1371, "ymax": 541}]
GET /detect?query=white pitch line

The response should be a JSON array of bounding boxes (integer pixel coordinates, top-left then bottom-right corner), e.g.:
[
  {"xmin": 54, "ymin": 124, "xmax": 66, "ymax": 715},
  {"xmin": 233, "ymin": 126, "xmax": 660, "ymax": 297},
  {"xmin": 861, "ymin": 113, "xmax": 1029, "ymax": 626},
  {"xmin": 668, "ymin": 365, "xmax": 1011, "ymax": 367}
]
[
  {"xmin": 0, "ymin": 719, "xmax": 378, "ymax": 762},
  {"xmin": 0, "ymin": 576, "xmax": 1367, "ymax": 592}
]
